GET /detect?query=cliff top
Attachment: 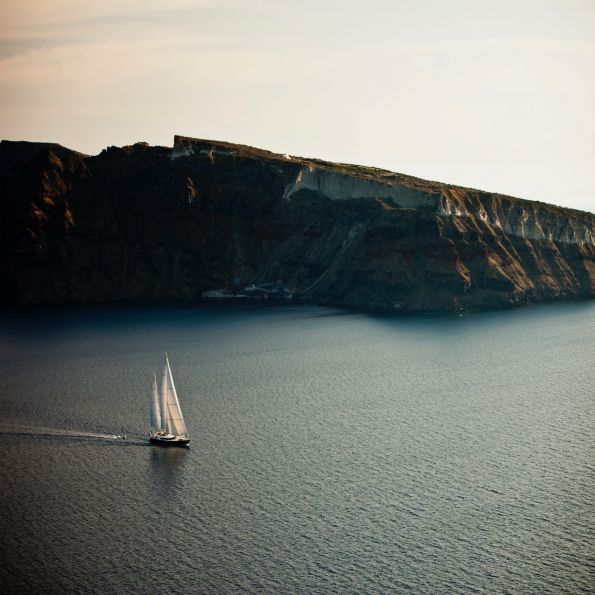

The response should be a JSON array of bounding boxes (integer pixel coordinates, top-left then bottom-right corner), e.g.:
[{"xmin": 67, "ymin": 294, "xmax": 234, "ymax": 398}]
[{"xmin": 1, "ymin": 135, "xmax": 593, "ymax": 220}]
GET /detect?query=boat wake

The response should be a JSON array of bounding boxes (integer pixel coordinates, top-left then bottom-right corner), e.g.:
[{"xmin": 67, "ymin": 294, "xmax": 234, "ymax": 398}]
[{"xmin": 0, "ymin": 425, "xmax": 147, "ymax": 445}]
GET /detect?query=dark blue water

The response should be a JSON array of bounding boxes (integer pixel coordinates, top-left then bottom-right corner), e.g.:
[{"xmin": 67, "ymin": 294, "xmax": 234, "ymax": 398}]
[{"xmin": 0, "ymin": 302, "xmax": 593, "ymax": 593}]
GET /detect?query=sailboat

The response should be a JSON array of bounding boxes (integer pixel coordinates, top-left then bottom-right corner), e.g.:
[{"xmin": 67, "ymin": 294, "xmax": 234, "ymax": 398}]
[{"xmin": 149, "ymin": 354, "xmax": 190, "ymax": 447}]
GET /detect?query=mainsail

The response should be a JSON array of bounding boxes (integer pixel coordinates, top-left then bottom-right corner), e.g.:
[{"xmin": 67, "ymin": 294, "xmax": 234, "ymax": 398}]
[
  {"xmin": 162, "ymin": 354, "xmax": 189, "ymax": 437},
  {"xmin": 160, "ymin": 359, "xmax": 169, "ymax": 432},
  {"xmin": 149, "ymin": 373, "xmax": 161, "ymax": 430}
]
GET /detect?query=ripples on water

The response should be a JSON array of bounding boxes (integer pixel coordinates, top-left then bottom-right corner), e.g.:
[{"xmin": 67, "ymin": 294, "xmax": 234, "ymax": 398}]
[{"xmin": 0, "ymin": 302, "xmax": 593, "ymax": 593}]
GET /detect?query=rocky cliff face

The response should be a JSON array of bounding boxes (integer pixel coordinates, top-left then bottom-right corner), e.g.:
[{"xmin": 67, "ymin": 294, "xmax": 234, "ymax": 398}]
[{"xmin": 1, "ymin": 135, "xmax": 593, "ymax": 311}]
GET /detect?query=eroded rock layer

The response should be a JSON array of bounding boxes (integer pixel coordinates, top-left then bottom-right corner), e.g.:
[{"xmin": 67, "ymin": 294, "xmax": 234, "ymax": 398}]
[{"xmin": 1, "ymin": 135, "xmax": 593, "ymax": 311}]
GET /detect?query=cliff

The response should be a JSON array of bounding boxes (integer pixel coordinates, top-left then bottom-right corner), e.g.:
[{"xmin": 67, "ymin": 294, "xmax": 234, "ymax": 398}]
[{"xmin": 1, "ymin": 135, "xmax": 593, "ymax": 312}]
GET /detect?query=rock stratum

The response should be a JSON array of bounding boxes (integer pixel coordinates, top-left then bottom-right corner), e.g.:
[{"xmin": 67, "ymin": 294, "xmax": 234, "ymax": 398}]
[{"xmin": 1, "ymin": 135, "xmax": 594, "ymax": 312}]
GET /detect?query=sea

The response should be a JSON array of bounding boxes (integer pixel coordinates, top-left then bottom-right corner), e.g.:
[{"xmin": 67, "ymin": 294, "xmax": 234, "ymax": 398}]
[{"xmin": 0, "ymin": 301, "xmax": 593, "ymax": 594}]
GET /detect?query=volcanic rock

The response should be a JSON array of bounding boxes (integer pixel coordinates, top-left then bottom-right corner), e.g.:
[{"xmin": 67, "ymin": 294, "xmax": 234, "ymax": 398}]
[{"xmin": 1, "ymin": 135, "xmax": 593, "ymax": 312}]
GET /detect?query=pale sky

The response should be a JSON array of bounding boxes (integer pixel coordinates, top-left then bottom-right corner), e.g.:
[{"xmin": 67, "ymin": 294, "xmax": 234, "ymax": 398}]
[{"xmin": 1, "ymin": 0, "xmax": 594, "ymax": 212}]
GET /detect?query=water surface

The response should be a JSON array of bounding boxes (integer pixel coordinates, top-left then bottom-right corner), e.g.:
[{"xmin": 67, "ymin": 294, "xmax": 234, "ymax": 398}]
[{"xmin": 0, "ymin": 302, "xmax": 593, "ymax": 593}]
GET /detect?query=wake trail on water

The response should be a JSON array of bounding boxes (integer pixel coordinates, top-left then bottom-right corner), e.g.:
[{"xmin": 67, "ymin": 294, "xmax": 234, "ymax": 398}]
[{"xmin": 0, "ymin": 425, "xmax": 148, "ymax": 445}]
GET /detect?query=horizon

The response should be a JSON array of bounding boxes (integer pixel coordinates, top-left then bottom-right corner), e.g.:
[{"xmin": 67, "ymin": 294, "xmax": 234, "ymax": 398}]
[{"xmin": 1, "ymin": 1, "xmax": 594, "ymax": 213}]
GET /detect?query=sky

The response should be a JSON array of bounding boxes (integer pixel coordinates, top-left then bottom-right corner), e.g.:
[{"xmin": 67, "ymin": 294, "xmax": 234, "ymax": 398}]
[{"xmin": 1, "ymin": 0, "xmax": 594, "ymax": 212}]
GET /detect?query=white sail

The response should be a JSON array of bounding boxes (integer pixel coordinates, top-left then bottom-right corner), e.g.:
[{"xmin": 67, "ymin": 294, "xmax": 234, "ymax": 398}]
[
  {"xmin": 160, "ymin": 359, "xmax": 169, "ymax": 432},
  {"xmin": 163, "ymin": 354, "xmax": 189, "ymax": 437},
  {"xmin": 149, "ymin": 373, "xmax": 162, "ymax": 430}
]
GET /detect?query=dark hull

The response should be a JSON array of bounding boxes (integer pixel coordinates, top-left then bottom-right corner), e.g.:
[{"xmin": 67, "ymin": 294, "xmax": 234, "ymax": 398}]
[{"xmin": 149, "ymin": 436, "xmax": 190, "ymax": 447}]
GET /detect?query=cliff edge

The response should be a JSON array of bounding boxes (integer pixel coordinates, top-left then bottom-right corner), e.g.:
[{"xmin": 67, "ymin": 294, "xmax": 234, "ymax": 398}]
[{"xmin": 1, "ymin": 135, "xmax": 593, "ymax": 312}]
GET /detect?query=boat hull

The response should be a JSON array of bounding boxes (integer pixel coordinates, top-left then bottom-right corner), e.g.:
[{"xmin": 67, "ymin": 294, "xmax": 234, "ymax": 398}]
[{"xmin": 149, "ymin": 434, "xmax": 190, "ymax": 447}]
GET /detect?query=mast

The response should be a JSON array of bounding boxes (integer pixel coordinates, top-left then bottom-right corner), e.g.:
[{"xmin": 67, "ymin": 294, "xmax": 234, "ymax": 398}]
[
  {"xmin": 160, "ymin": 356, "xmax": 169, "ymax": 432},
  {"xmin": 149, "ymin": 373, "xmax": 161, "ymax": 431},
  {"xmin": 163, "ymin": 354, "xmax": 189, "ymax": 437}
]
